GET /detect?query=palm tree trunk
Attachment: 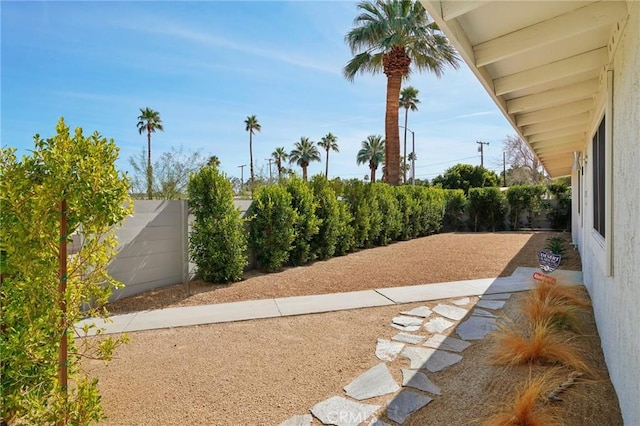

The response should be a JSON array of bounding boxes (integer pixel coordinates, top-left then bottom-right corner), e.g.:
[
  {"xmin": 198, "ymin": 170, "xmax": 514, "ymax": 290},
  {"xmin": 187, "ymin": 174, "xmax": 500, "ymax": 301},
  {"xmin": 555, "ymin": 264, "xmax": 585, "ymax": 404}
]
[
  {"xmin": 385, "ymin": 73, "xmax": 402, "ymax": 185},
  {"xmin": 249, "ymin": 132, "xmax": 254, "ymax": 197},
  {"xmin": 302, "ymin": 164, "xmax": 308, "ymax": 181},
  {"xmin": 325, "ymin": 148, "xmax": 329, "ymax": 178},
  {"xmin": 370, "ymin": 164, "xmax": 376, "ymax": 183},
  {"xmin": 147, "ymin": 129, "xmax": 152, "ymax": 200},
  {"xmin": 403, "ymin": 107, "xmax": 409, "ymax": 184}
]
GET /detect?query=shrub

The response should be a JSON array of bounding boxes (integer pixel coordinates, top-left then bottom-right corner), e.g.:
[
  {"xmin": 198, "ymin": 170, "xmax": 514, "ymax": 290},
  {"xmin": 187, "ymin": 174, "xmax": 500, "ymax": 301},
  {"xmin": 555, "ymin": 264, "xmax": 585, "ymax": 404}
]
[
  {"xmin": 310, "ymin": 176, "xmax": 341, "ymax": 260},
  {"xmin": 545, "ymin": 183, "xmax": 571, "ymax": 231},
  {"xmin": 545, "ymin": 236, "xmax": 566, "ymax": 257},
  {"xmin": 284, "ymin": 177, "xmax": 320, "ymax": 266},
  {"xmin": 444, "ymin": 189, "xmax": 466, "ymax": 231},
  {"xmin": 334, "ymin": 199, "xmax": 355, "ymax": 256},
  {"xmin": 188, "ymin": 166, "xmax": 247, "ymax": 283},
  {"xmin": 372, "ymin": 183, "xmax": 402, "ymax": 245},
  {"xmin": 343, "ymin": 180, "xmax": 381, "ymax": 248},
  {"xmin": 394, "ymin": 186, "xmax": 418, "ymax": 240},
  {"xmin": 421, "ymin": 187, "xmax": 446, "ymax": 234},
  {"xmin": 468, "ymin": 187, "xmax": 507, "ymax": 232},
  {"xmin": 506, "ymin": 185, "xmax": 548, "ymax": 229},
  {"xmin": 247, "ymin": 185, "xmax": 297, "ymax": 272}
]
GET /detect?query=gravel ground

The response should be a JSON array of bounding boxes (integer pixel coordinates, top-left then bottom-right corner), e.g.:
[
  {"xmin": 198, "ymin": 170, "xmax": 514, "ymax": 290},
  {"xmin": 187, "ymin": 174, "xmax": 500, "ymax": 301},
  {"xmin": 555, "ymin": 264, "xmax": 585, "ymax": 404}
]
[{"xmin": 88, "ymin": 231, "xmax": 621, "ymax": 425}]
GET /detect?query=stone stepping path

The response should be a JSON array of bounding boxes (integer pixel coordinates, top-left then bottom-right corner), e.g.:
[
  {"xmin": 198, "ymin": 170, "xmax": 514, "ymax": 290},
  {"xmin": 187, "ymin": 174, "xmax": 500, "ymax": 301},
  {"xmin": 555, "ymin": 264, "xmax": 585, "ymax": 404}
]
[
  {"xmin": 299, "ymin": 292, "xmax": 510, "ymax": 425},
  {"xmin": 424, "ymin": 316, "xmax": 455, "ymax": 333},
  {"xmin": 311, "ymin": 396, "xmax": 380, "ymax": 426},
  {"xmin": 401, "ymin": 369, "xmax": 441, "ymax": 395},
  {"xmin": 386, "ymin": 391, "xmax": 433, "ymax": 424},
  {"xmin": 423, "ymin": 334, "xmax": 471, "ymax": 352},
  {"xmin": 475, "ymin": 300, "xmax": 506, "ymax": 310},
  {"xmin": 375, "ymin": 339, "xmax": 405, "ymax": 362},
  {"xmin": 392, "ymin": 332, "xmax": 426, "ymax": 344},
  {"xmin": 400, "ymin": 306, "xmax": 432, "ymax": 318},
  {"xmin": 344, "ymin": 363, "xmax": 400, "ymax": 401},
  {"xmin": 433, "ymin": 304, "xmax": 469, "ymax": 321}
]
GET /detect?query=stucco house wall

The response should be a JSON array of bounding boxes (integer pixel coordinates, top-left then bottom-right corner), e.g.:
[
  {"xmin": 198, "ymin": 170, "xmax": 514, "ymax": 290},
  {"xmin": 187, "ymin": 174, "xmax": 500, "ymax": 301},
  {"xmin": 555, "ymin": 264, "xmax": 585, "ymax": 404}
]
[{"xmin": 572, "ymin": 4, "xmax": 640, "ymax": 423}]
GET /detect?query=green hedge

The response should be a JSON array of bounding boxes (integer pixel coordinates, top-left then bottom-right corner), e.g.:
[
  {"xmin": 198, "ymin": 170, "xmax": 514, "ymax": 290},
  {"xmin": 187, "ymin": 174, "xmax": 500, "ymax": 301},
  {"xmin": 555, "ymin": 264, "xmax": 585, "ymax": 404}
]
[
  {"xmin": 468, "ymin": 187, "xmax": 507, "ymax": 232},
  {"xmin": 309, "ymin": 176, "xmax": 341, "ymax": 260},
  {"xmin": 285, "ymin": 177, "xmax": 320, "ymax": 266},
  {"xmin": 188, "ymin": 166, "xmax": 247, "ymax": 283}
]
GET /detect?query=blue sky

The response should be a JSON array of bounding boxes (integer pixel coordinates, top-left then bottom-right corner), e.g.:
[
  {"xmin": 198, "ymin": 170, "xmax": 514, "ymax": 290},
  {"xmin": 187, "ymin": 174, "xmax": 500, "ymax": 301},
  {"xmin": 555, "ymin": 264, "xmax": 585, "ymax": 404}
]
[{"xmin": 1, "ymin": 1, "xmax": 516, "ymax": 183}]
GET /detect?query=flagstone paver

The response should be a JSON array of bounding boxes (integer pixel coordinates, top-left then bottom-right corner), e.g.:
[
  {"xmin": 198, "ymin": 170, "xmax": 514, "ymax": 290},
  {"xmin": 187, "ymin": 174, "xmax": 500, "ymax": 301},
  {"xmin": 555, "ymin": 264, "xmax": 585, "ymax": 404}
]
[
  {"xmin": 423, "ymin": 334, "xmax": 471, "ymax": 353},
  {"xmin": 423, "ymin": 316, "xmax": 455, "ymax": 333},
  {"xmin": 452, "ymin": 297, "xmax": 470, "ymax": 306},
  {"xmin": 456, "ymin": 316, "xmax": 497, "ymax": 340},
  {"xmin": 480, "ymin": 293, "xmax": 512, "ymax": 300},
  {"xmin": 375, "ymin": 339, "xmax": 405, "ymax": 362},
  {"xmin": 424, "ymin": 350, "xmax": 463, "ymax": 373},
  {"xmin": 401, "ymin": 369, "xmax": 441, "ymax": 395},
  {"xmin": 392, "ymin": 316, "xmax": 423, "ymax": 327},
  {"xmin": 392, "ymin": 332, "xmax": 426, "ymax": 344},
  {"xmin": 400, "ymin": 306, "xmax": 432, "ymax": 318},
  {"xmin": 400, "ymin": 346, "xmax": 437, "ymax": 369},
  {"xmin": 368, "ymin": 418, "xmax": 392, "ymax": 426},
  {"xmin": 386, "ymin": 391, "xmax": 433, "ymax": 424},
  {"xmin": 391, "ymin": 323, "xmax": 421, "ymax": 332},
  {"xmin": 475, "ymin": 300, "xmax": 507, "ymax": 310},
  {"xmin": 279, "ymin": 414, "xmax": 313, "ymax": 426},
  {"xmin": 471, "ymin": 308, "xmax": 497, "ymax": 318},
  {"xmin": 433, "ymin": 304, "xmax": 469, "ymax": 321},
  {"xmin": 311, "ymin": 396, "xmax": 380, "ymax": 426},
  {"xmin": 344, "ymin": 363, "xmax": 400, "ymax": 401}
]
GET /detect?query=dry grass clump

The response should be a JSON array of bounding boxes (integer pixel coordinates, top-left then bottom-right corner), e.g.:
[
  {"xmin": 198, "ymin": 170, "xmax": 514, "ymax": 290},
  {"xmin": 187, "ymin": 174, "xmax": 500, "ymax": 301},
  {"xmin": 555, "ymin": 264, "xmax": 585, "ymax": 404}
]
[
  {"xmin": 523, "ymin": 284, "xmax": 591, "ymax": 333},
  {"xmin": 490, "ymin": 319, "xmax": 591, "ymax": 374},
  {"xmin": 481, "ymin": 369, "xmax": 562, "ymax": 426}
]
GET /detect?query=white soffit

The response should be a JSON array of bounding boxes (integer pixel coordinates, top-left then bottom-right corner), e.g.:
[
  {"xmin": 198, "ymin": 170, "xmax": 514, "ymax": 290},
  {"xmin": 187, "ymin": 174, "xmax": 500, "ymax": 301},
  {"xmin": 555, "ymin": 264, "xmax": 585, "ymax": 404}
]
[{"xmin": 422, "ymin": 0, "xmax": 629, "ymax": 177}]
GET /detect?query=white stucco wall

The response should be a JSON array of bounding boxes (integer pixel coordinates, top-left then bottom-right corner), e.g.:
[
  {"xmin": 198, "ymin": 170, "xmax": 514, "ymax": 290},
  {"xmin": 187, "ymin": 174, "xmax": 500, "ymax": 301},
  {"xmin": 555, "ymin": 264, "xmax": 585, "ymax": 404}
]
[{"xmin": 578, "ymin": 4, "xmax": 640, "ymax": 424}]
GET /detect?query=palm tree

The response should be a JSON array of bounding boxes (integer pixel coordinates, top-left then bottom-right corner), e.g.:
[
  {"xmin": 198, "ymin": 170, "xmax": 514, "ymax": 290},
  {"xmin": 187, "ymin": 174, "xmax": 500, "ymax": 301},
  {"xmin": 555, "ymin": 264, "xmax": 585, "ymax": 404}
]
[
  {"xmin": 271, "ymin": 147, "xmax": 289, "ymax": 179},
  {"xmin": 207, "ymin": 155, "xmax": 221, "ymax": 167},
  {"xmin": 344, "ymin": 0, "xmax": 459, "ymax": 185},
  {"xmin": 289, "ymin": 137, "xmax": 321, "ymax": 180},
  {"xmin": 407, "ymin": 152, "xmax": 417, "ymax": 183},
  {"xmin": 244, "ymin": 115, "xmax": 261, "ymax": 195},
  {"xmin": 357, "ymin": 135, "xmax": 385, "ymax": 183},
  {"xmin": 137, "ymin": 107, "xmax": 164, "ymax": 199},
  {"xmin": 400, "ymin": 86, "xmax": 420, "ymax": 182},
  {"xmin": 317, "ymin": 133, "xmax": 339, "ymax": 178}
]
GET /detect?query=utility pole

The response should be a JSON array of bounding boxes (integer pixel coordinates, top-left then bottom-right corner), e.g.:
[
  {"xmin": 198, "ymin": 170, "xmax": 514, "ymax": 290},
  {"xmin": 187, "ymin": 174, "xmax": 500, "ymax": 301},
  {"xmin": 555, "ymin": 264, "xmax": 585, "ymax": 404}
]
[
  {"xmin": 238, "ymin": 164, "xmax": 246, "ymax": 191},
  {"xmin": 503, "ymin": 151, "xmax": 507, "ymax": 187},
  {"xmin": 265, "ymin": 158, "xmax": 273, "ymax": 181},
  {"xmin": 411, "ymin": 131, "xmax": 416, "ymax": 186},
  {"xmin": 477, "ymin": 141, "xmax": 489, "ymax": 168}
]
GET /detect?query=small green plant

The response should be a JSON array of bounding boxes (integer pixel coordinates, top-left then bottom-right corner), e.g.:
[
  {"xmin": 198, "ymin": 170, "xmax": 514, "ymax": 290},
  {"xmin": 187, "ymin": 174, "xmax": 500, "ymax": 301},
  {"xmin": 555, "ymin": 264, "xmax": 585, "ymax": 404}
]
[
  {"xmin": 545, "ymin": 236, "xmax": 567, "ymax": 257},
  {"xmin": 188, "ymin": 165, "xmax": 247, "ymax": 283},
  {"xmin": 284, "ymin": 177, "xmax": 320, "ymax": 266}
]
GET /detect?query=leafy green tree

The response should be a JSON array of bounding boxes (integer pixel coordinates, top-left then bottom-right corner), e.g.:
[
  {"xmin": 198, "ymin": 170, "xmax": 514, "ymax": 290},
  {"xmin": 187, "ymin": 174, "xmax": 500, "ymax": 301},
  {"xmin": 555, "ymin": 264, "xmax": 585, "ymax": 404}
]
[
  {"xmin": 271, "ymin": 147, "xmax": 289, "ymax": 179},
  {"xmin": 289, "ymin": 137, "xmax": 321, "ymax": 181},
  {"xmin": 137, "ymin": 107, "xmax": 164, "ymax": 199},
  {"xmin": 246, "ymin": 185, "xmax": 297, "ymax": 272},
  {"xmin": 284, "ymin": 177, "xmax": 320, "ymax": 266},
  {"xmin": 188, "ymin": 166, "xmax": 247, "ymax": 283},
  {"xmin": 357, "ymin": 135, "xmax": 385, "ymax": 183},
  {"xmin": 468, "ymin": 187, "xmax": 507, "ymax": 232},
  {"xmin": 1, "ymin": 118, "xmax": 131, "ymax": 424},
  {"xmin": 244, "ymin": 115, "xmax": 261, "ymax": 195},
  {"xmin": 128, "ymin": 146, "xmax": 207, "ymax": 199},
  {"xmin": 344, "ymin": 0, "xmax": 459, "ymax": 185},
  {"xmin": 432, "ymin": 163, "xmax": 499, "ymax": 194},
  {"xmin": 317, "ymin": 133, "xmax": 339, "ymax": 178},
  {"xmin": 399, "ymin": 86, "xmax": 420, "ymax": 182},
  {"xmin": 443, "ymin": 189, "xmax": 466, "ymax": 231}
]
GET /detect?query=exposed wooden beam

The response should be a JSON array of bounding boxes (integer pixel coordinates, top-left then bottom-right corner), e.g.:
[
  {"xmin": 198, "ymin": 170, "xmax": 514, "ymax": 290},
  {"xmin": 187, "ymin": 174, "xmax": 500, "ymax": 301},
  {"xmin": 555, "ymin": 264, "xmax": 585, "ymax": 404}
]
[
  {"xmin": 507, "ymin": 79, "xmax": 598, "ymax": 114},
  {"xmin": 521, "ymin": 112, "xmax": 590, "ymax": 136},
  {"xmin": 441, "ymin": 1, "xmax": 487, "ymax": 21},
  {"xmin": 473, "ymin": 1, "xmax": 628, "ymax": 67},
  {"xmin": 536, "ymin": 145, "xmax": 582, "ymax": 157},
  {"xmin": 516, "ymin": 99, "xmax": 594, "ymax": 126},
  {"xmin": 528, "ymin": 126, "xmax": 586, "ymax": 144},
  {"xmin": 494, "ymin": 48, "xmax": 608, "ymax": 96},
  {"xmin": 529, "ymin": 134, "xmax": 584, "ymax": 149}
]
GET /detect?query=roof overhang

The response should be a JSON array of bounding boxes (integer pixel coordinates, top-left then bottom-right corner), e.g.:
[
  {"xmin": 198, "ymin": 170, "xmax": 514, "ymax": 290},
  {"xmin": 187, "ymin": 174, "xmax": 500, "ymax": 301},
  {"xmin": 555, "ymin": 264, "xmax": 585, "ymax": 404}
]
[{"xmin": 421, "ymin": 0, "xmax": 630, "ymax": 177}]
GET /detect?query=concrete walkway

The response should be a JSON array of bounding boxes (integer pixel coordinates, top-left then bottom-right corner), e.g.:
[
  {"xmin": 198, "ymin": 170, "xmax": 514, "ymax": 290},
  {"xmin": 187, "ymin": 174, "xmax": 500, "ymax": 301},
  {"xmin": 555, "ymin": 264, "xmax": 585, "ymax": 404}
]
[{"xmin": 78, "ymin": 267, "xmax": 583, "ymax": 335}]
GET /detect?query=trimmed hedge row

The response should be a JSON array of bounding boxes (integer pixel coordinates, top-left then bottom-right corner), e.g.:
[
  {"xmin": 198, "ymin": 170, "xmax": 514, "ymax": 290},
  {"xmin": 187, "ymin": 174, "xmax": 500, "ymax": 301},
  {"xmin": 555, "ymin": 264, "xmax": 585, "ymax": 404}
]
[{"xmin": 247, "ymin": 178, "xmax": 446, "ymax": 272}]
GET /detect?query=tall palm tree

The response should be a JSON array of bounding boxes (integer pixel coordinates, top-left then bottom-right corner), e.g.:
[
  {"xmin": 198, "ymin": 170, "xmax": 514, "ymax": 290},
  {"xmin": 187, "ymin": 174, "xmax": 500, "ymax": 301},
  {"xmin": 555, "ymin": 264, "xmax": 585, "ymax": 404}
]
[
  {"xmin": 289, "ymin": 137, "xmax": 321, "ymax": 181},
  {"xmin": 137, "ymin": 107, "xmax": 164, "ymax": 199},
  {"xmin": 399, "ymin": 86, "xmax": 420, "ymax": 182},
  {"xmin": 357, "ymin": 135, "xmax": 385, "ymax": 183},
  {"xmin": 271, "ymin": 147, "xmax": 289, "ymax": 179},
  {"xmin": 317, "ymin": 133, "xmax": 339, "ymax": 178},
  {"xmin": 244, "ymin": 115, "xmax": 261, "ymax": 195},
  {"xmin": 207, "ymin": 155, "xmax": 221, "ymax": 167},
  {"xmin": 344, "ymin": 0, "xmax": 459, "ymax": 185}
]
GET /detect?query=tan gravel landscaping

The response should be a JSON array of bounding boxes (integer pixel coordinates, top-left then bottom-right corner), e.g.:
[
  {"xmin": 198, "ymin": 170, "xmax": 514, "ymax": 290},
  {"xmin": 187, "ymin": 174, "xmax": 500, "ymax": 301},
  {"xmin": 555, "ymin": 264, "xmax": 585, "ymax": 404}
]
[{"xmin": 89, "ymin": 231, "xmax": 622, "ymax": 425}]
